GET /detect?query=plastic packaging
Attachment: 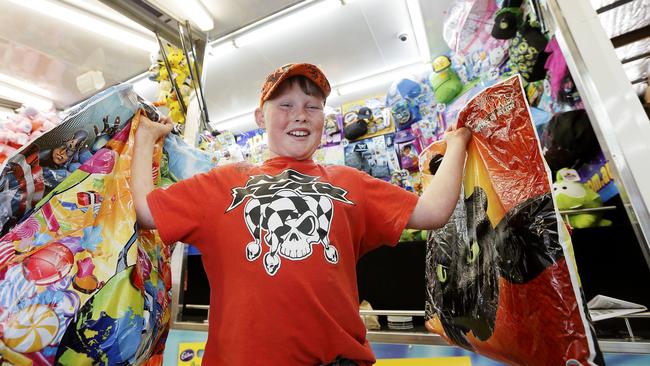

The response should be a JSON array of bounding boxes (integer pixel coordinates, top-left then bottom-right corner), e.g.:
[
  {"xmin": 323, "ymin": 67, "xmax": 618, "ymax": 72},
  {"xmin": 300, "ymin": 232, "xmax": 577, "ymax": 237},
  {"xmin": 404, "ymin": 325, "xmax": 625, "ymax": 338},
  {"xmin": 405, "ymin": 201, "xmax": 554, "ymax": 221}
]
[
  {"xmin": 0, "ymin": 110, "xmax": 171, "ymax": 365},
  {"xmin": 420, "ymin": 75, "xmax": 604, "ymax": 365}
]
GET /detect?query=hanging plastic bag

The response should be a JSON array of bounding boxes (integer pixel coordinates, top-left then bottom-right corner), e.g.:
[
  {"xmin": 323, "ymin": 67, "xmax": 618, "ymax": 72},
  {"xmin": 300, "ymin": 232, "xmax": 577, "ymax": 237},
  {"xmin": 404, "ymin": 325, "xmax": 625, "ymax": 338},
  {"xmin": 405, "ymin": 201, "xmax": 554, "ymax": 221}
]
[
  {"xmin": 0, "ymin": 108, "xmax": 171, "ymax": 365},
  {"xmin": 443, "ymin": 0, "xmax": 509, "ymax": 81},
  {"xmin": 420, "ymin": 75, "xmax": 604, "ymax": 365}
]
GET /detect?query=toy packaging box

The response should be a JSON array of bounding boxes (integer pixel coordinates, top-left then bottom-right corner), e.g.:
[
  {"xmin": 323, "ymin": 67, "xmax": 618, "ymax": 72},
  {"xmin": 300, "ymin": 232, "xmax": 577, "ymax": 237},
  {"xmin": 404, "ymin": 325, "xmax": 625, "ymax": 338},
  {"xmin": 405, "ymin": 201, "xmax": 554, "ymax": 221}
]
[
  {"xmin": 420, "ymin": 76, "xmax": 604, "ymax": 366},
  {"xmin": 394, "ymin": 129, "xmax": 421, "ymax": 172},
  {"xmin": 343, "ymin": 134, "xmax": 399, "ymax": 181},
  {"xmin": 341, "ymin": 95, "xmax": 395, "ymax": 141}
]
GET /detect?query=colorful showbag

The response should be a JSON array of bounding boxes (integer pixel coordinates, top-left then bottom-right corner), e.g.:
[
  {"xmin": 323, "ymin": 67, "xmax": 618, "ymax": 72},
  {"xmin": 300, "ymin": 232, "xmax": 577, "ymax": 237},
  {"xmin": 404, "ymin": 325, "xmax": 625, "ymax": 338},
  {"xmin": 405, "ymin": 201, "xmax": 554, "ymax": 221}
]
[
  {"xmin": 420, "ymin": 76, "xmax": 604, "ymax": 365},
  {"xmin": 0, "ymin": 85, "xmax": 145, "ymax": 236},
  {"xmin": 0, "ymin": 110, "xmax": 172, "ymax": 365}
]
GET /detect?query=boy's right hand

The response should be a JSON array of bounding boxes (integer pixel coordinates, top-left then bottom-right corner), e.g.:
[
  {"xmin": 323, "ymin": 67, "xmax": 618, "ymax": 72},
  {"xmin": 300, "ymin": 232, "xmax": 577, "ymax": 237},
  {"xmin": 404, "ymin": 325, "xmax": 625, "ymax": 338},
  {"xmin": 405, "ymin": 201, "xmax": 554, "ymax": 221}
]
[{"xmin": 135, "ymin": 114, "xmax": 174, "ymax": 143}]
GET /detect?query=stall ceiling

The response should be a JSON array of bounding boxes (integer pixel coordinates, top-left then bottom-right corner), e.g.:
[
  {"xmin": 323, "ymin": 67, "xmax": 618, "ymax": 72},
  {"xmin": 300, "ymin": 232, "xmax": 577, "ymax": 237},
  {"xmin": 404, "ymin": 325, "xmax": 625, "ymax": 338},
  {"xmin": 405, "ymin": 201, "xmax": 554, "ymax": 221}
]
[
  {"xmin": 200, "ymin": 0, "xmax": 454, "ymax": 131},
  {"xmin": 0, "ymin": 0, "xmax": 155, "ymax": 109},
  {"xmin": 2, "ymin": 0, "xmax": 645, "ymax": 123}
]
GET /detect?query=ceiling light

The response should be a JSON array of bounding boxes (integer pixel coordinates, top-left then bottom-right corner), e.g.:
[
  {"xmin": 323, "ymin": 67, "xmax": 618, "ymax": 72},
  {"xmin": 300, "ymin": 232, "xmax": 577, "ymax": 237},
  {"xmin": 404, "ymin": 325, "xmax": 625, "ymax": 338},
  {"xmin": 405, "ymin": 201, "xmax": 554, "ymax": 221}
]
[
  {"xmin": 336, "ymin": 62, "xmax": 432, "ymax": 96},
  {"xmin": 406, "ymin": 0, "xmax": 431, "ymax": 63},
  {"xmin": 0, "ymin": 83, "xmax": 53, "ymax": 110},
  {"xmin": 175, "ymin": 0, "xmax": 214, "ymax": 31},
  {"xmin": 0, "ymin": 73, "xmax": 54, "ymax": 99},
  {"xmin": 210, "ymin": 41, "xmax": 237, "ymax": 56},
  {"xmin": 8, "ymin": 0, "xmax": 158, "ymax": 53},
  {"xmin": 211, "ymin": 111, "xmax": 257, "ymax": 133},
  {"xmin": 234, "ymin": 0, "xmax": 341, "ymax": 48}
]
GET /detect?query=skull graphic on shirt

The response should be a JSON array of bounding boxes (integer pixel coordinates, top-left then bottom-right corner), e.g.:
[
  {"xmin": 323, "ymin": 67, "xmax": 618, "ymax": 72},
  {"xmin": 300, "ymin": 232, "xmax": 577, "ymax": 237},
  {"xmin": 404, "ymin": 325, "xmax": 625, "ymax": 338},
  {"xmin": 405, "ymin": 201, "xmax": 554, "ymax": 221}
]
[{"xmin": 227, "ymin": 170, "xmax": 353, "ymax": 276}]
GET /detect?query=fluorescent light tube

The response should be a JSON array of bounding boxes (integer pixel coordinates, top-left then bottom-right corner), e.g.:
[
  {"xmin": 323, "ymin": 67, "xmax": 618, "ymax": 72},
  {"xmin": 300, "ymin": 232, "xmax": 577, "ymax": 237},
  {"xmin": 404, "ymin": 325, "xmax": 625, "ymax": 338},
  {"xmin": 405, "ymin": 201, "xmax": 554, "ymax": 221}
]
[
  {"xmin": 336, "ymin": 62, "xmax": 432, "ymax": 96},
  {"xmin": 0, "ymin": 73, "xmax": 53, "ymax": 99},
  {"xmin": 406, "ymin": 0, "xmax": 431, "ymax": 63},
  {"xmin": 0, "ymin": 83, "xmax": 54, "ymax": 110},
  {"xmin": 211, "ymin": 41, "xmax": 237, "ymax": 56},
  {"xmin": 176, "ymin": 0, "xmax": 214, "ymax": 31},
  {"xmin": 234, "ymin": 0, "xmax": 341, "ymax": 48},
  {"xmin": 8, "ymin": 0, "xmax": 158, "ymax": 53},
  {"xmin": 211, "ymin": 111, "xmax": 257, "ymax": 133}
]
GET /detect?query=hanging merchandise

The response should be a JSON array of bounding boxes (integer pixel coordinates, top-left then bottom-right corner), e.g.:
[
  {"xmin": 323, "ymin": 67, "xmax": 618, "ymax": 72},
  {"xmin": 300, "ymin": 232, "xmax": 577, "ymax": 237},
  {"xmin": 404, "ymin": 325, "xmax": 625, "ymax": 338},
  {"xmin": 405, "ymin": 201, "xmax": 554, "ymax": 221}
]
[
  {"xmin": 386, "ymin": 77, "xmax": 428, "ymax": 130},
  {"xmin": 0, "ymin": 109, "xmax": 171, "ymax": 365},
  {"xmin": 321, "ymin": 109, "xmax": 344, "ymax": 147},
  {"xmin": 541, "ymin": 109, "xmax": 600, "ymax": 174},
  {"xmin": 430, "ymin": 56, "xmax": 463, "ymax": 104},
  {"xmin": 553, "ymin": 168, "xmax": 613, "ymax": 229},
  {"xmin": 194, "ymin": 131, "xmax": 242, "ymax": 167},
  {"xmin": 394, "ymin": 129, "xmax": 421, "ymax": 172},
  {"xmin": 149, "ymin": 44, "xmax": 192, "ymax": 125},
  {"xmin": 543, "ymin": 37, "xmax": 569, "ymax": 101},
  {"xmin": 342, "ymin": 95, "xmax": 394, "ymax": 141},
  {"xmin": 343, "ymin": 133, "xmax": 399, "ymax": 180},
  {"xmin": 443, "ymin": 0, "xmax": 509, "ymax": 82},
  {"xmin": 507, "ymin": 22, "xmax": 549, "ymax": 82},
  {"xmin": 491, "ymin": 0, "xmax": 523, "ymax": 40},
  {"xmin": 313, "ymin": 145, "xmax": 345, "ymax": 166},
  {"xmin": 0, "ymin": 107, "xmax": 61, "ymax": 164},
  {"xmin": 235, "ymin": 128, "xmax": 269, "ymax": 164},
  {"xmin": 0, "ymin": 85, "xmax": 144, "ymax": 236},
  {"xmin": 421, "ymin": 75, "xmax": 604, "ymax": 366}
]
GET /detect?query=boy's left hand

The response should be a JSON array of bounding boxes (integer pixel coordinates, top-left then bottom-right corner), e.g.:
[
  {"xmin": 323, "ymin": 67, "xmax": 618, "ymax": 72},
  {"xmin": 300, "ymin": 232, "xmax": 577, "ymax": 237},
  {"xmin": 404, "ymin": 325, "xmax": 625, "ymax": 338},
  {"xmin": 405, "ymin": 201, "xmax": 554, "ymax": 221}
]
[{"xmin": 444, "ymin": 125, "xmax": 471, "ymax": 148}]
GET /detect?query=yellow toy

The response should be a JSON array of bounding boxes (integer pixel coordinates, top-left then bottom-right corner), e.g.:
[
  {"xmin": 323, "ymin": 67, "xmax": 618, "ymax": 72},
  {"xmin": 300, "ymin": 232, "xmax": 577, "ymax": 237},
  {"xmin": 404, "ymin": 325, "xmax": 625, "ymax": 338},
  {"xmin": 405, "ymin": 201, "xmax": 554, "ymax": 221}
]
[{"xmin": 149, "ymin": 45, "xmax": 192, "ymax": 124}]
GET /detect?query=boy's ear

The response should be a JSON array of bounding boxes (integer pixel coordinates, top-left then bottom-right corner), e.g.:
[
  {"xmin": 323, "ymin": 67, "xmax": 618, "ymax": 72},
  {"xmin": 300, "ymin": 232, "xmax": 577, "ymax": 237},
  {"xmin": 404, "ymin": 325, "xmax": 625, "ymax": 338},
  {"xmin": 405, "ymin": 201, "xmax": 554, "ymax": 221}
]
[{"xmin": 254, "ymin": 107, "xmax": 265, "ymax": 129}]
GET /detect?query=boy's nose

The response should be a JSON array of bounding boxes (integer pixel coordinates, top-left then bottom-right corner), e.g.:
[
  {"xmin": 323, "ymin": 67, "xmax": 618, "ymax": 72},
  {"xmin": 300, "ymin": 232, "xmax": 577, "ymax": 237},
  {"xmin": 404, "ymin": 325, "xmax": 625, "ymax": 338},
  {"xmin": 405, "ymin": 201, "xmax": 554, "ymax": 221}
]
[{"xmin": 293, "ymin": 107, "xmax": 308, "ymax": 122}]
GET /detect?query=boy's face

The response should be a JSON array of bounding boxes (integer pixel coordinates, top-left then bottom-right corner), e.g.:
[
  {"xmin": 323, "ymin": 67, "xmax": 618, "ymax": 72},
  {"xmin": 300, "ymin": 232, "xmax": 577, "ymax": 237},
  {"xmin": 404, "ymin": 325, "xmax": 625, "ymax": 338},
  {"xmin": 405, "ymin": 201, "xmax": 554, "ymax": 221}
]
[{"xmin": 255, "ymin": 82, "xmax": 325, "ymax": 160}]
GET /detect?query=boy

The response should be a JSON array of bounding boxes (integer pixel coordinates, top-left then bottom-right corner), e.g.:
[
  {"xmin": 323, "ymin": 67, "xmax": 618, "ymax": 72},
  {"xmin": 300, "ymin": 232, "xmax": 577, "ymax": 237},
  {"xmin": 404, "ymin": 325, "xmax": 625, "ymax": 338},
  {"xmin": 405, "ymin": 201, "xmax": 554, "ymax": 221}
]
[{"xmin": 131, "ymin": 63, "xmax": 470, "ymax": 365}]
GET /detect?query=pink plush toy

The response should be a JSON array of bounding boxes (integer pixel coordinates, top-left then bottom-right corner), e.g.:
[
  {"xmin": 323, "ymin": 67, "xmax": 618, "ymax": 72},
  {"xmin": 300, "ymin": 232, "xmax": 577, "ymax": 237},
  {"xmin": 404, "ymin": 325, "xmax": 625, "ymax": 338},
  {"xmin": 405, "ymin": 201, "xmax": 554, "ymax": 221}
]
[{"xmin": 0, "ymin": 105, "xmax": 60, "ymax": 164}]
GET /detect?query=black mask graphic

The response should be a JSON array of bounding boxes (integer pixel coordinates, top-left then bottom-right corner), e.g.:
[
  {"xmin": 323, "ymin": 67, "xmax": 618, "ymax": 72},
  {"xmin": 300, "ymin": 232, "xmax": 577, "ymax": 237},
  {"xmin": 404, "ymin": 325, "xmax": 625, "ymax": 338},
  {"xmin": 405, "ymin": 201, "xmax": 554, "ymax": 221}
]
[{"xmin": 426, "ymin": 187, "xmax": 564, "ymax": 349}]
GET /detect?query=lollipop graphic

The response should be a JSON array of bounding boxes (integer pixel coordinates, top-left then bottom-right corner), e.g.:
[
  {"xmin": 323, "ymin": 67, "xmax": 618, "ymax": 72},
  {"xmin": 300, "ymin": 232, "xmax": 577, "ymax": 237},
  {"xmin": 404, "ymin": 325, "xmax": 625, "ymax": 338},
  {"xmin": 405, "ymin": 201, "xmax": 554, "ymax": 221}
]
[{"xmin": 3, "ymin": 304, "xmax": 59, "ymax": 353}]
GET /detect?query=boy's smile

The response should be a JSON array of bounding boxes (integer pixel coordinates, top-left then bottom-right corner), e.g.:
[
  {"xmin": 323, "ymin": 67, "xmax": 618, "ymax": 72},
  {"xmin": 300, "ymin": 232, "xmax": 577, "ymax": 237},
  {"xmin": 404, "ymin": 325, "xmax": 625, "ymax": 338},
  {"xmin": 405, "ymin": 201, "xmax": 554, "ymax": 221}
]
[{"xmin": 256, "ymin": 82, "xmax": 325, "ymax": 160}]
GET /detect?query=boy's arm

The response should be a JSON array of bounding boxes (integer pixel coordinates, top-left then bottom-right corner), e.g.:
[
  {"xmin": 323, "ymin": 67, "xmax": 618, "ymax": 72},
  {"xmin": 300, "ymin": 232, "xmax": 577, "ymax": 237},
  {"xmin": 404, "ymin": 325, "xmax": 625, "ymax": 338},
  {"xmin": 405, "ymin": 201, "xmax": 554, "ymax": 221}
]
[
  {"xmin": 407, "ymin": 127, "xmax": 471, "ymax": 230},
  {"xmin": 131, "ymin": 115, "xmax": 173, "ymax": 230}
]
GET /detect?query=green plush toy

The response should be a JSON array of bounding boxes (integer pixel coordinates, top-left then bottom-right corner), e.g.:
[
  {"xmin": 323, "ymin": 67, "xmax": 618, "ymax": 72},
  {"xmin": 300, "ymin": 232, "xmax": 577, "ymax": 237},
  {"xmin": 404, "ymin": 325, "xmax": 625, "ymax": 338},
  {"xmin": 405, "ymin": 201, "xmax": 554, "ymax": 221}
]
[
  {"xmin": 430, "ymin": 55, "xmax": 463, "ymax": 104},
  {"xmin": 552, "ymin": 168, "xmax": 612, "ymax": 228}
]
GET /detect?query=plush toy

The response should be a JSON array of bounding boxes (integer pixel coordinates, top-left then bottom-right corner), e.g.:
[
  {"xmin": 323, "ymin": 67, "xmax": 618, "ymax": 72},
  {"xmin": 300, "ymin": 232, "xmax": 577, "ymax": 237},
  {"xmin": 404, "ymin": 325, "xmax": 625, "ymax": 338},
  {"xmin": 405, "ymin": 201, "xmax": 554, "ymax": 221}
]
[
  {"xmin": 552, "ymin": 168, "xmax": 612, "ymax": 228},
  {"xmin": 149, "ymin": 45, "xmax": 192, "ymax": 124},
  {"xmin": 430, "ymin": 55, "xmax": 463, "ymax": 104},
  {"xmin": 0, "ymin": 106, "xmax": 60, "ymax": 164}
]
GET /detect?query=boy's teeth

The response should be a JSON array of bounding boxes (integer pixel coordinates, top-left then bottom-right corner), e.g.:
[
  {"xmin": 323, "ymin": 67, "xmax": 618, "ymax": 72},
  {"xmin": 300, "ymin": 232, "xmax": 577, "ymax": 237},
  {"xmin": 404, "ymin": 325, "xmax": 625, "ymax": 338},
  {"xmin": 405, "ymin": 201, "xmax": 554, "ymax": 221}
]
[{"xmin": 289, "ymin": 131, "xmax": 308, "ymax": 137}]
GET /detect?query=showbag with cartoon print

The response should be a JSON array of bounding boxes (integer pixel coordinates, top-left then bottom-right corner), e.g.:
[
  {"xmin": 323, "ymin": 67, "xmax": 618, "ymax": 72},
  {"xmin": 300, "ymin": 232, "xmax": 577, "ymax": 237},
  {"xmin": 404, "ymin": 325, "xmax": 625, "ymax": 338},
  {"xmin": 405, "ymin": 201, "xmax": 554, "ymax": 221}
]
[
  {"xmin": 0, "ymin": 109, "xmax": 171, "ymax": 365},
  {"xmin": 420, "ymin": 75, "xmax": 604, "ymax": 365},
  {"xmin": 0, "ymin": 84, "xmax": 148, "ymax": 237}
]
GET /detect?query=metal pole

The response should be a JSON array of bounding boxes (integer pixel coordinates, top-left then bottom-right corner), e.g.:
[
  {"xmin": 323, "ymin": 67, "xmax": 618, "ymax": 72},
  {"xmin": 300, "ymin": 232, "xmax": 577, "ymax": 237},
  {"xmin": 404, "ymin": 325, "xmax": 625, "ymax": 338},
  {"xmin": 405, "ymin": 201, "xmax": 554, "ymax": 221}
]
[{"xmin": 155, "ymin": 33, "xmax": 188, "ymax": 118}]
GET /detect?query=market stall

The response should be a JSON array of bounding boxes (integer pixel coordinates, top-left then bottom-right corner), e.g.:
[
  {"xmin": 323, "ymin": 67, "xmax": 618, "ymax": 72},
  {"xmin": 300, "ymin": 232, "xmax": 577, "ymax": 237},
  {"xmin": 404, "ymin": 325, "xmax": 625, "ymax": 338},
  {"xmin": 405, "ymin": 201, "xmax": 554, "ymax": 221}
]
[{"xmin": 1, "ymin": 0, "xmax": 649, "ymax": 365}]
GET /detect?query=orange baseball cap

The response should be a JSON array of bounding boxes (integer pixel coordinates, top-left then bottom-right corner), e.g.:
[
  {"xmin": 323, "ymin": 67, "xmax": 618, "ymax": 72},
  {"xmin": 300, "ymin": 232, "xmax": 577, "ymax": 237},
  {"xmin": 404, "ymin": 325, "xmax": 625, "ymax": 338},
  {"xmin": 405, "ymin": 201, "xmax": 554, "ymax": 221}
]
[{"xmin": 259, "ymin": 63, "xmax": 331, "ymax": 108}]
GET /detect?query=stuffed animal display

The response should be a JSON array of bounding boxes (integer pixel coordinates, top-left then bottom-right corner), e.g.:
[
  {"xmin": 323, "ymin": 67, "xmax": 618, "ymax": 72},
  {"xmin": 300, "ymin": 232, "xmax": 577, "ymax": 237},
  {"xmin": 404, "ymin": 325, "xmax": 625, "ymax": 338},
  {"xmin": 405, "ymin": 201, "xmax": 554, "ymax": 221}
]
[
  {"xmin": 553, "ymin": 168, "xmax": 612, "ymax": 228},
  {"xmin": 149, "ymin": 45, "xmax": 192, "ymax": 124},
  {"xmin": 0, "ymin": 106, "xmax": 60, "ymax": 164}
]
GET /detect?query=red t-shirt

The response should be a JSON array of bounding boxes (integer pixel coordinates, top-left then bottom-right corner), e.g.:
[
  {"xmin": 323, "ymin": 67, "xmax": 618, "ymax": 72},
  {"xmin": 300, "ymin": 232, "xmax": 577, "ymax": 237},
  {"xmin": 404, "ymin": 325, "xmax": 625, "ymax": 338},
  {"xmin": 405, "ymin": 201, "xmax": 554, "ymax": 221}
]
[{"xmin": 147, "ymin": 157, "xmax": 419, "ymax": 365}]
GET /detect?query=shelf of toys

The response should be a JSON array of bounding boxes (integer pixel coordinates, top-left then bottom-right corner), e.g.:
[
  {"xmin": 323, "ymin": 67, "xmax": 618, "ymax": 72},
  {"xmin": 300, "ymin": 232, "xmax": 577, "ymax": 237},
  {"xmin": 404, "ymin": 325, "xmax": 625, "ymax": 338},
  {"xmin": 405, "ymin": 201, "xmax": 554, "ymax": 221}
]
[{"xmin": 194, "ymin": 0, "xmax": 622, "ymax": 243}]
